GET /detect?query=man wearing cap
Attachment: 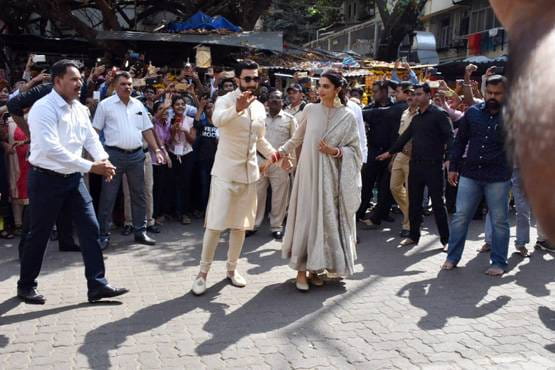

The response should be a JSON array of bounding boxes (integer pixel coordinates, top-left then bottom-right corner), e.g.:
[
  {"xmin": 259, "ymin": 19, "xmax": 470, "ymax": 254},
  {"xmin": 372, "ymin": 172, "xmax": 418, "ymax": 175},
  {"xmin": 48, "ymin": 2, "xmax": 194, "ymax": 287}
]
[
  {"xmin": 285, "ymin": 84, "xmax": 306, "ymax": 121},
  {"xmin": 361, "ymin": 81, "xmax": 410, "ymax": 230},
  {"xmin": 357, "ymin": 80, "xmax": 394, "ymax": 228}
]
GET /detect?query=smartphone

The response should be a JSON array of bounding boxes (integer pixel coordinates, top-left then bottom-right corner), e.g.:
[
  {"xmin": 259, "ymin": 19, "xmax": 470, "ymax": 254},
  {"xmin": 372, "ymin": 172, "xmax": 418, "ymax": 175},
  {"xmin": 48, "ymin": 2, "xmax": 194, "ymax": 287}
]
[
  {"xmin": 428, "ymin": 80, "xmax": 440, "ymax": 89},
  {"xmin": 494, "ymin": 66, "xmax": 504, "ymax": 74},
  {"xmin": 93, "ymin": 91, "xmax": 101, "ymax": 101},
  {"xmin": 32, "ymin": 55, "xmax": 46, "ymax": 63},
  {"xmin": 297, "ymin": 72, "xmax": 308, "ymax": 78}
]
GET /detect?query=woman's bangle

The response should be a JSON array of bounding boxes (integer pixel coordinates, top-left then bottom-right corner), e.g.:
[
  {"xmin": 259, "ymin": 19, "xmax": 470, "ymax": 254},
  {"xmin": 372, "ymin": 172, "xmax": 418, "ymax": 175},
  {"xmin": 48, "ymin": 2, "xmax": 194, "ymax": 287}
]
[
  {"xmin": 333, "ymin": 147, "xmax": 342, "ymax": 158},
  {"xmin": 270, "ymin": 151, "xmax": 282, "ymax": 163}
]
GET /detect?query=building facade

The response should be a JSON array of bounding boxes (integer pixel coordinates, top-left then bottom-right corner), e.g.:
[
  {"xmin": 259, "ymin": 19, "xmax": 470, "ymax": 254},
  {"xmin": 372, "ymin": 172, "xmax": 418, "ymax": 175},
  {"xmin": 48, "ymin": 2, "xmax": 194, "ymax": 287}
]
[
  {"xmin": 421, "ymin": 0, "xmax": 507, "ymax": 62},
  {"xmin": 305, "ymin": 0, "xmax": 507, "ymax": 63},
  {"xmin": 305, "ymin": 0, "xmax": 381, "ymax": 57}
]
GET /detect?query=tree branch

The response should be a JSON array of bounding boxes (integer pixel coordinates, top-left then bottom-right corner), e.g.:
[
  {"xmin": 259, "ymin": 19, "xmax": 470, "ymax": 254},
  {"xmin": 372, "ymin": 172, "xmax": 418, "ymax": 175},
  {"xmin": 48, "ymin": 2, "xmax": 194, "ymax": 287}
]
[{"xmin": 95, "ymin": 0, "xmax": 121, "ymax": 31}]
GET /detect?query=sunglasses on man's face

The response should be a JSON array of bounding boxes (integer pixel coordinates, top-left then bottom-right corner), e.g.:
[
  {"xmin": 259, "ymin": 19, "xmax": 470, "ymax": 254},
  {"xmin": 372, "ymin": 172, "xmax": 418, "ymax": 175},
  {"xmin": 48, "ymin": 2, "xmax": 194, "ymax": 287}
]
[{"xmin": 240, "ymin": 76, "xmax": 260, "ymax": 83}]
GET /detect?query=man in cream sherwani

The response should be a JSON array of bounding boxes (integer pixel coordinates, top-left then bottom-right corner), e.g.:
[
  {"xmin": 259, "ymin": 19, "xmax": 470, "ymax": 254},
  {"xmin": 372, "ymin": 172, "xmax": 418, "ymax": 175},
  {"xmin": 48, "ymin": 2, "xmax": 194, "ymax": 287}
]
[{"xmin": 192, "ymin": 60, "xmax": 279, "ymax": 295}]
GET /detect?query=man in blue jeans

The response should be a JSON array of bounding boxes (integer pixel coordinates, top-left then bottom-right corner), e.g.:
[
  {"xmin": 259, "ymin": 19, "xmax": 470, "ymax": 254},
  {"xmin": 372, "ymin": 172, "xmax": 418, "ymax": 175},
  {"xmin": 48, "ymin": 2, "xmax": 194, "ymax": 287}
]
[
  {"xmin": 482, "ymin": 167, "xmax": 532, "ymax": 257},
  {"xmin": 443, "ymin": 75, "xmax": 512, "ymax": 276}
]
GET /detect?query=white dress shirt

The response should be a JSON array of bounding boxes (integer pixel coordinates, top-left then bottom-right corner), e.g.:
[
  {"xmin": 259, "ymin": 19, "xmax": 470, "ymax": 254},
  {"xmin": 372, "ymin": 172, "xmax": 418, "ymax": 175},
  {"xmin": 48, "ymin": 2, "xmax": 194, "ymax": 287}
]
[
  {"xmin": 28, "ymin": 89, "xmax": 108, "ymax": 174},
  {"xmin": 347, "ymin": 99, "xmax": 368, "ymax": 164},
  {"xmin": 92, "ymin": 94, "xmax": 153, "ymax": 150}
]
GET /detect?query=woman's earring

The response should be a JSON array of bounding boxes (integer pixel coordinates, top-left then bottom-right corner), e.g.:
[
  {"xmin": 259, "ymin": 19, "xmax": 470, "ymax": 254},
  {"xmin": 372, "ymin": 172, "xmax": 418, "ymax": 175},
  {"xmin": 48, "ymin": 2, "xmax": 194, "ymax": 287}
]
[{"xmin": 333, "ymin": 94, "xmax": 342, "ymax": 107}]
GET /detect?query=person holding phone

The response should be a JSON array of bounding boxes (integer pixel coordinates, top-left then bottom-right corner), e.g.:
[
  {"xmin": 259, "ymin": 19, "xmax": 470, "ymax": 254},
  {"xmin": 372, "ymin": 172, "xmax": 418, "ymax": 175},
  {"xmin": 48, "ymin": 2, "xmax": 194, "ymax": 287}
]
[
  {"xmin": 168, "ymin": 94, "xmax": 197, "ymax": 225},
  {"xmin": 193, "ymin": 94, "xmax": 218, "ymax": 215}
]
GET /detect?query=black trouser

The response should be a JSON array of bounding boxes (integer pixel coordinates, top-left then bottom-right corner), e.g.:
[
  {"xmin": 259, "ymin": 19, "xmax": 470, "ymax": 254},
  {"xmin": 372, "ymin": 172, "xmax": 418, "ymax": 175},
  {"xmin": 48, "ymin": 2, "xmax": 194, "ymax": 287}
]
[
  {"xmin": 18, "ymin": 170, "xmax": 107, "ymax": 291},
  {"xmin": 408, "ymin": 161, "xmax": 450, "ymax": 245},
  {"xmin": 369, "ymin": 163, "xmax": 394, "ymax": 224},
  {"xmin": 356, "ymin": 151, "xmax": 393, "ymax": 221},
  {"xmin": 170, "ymin": 152, "xmax": 194, "ymax": 217},
  {"xmin": 152, "ymin": 164, "xmax": 173, "ymax": 219},
  {"xmin": 196, "ymin": 158, "xmax": 215, "ymax": 212}
]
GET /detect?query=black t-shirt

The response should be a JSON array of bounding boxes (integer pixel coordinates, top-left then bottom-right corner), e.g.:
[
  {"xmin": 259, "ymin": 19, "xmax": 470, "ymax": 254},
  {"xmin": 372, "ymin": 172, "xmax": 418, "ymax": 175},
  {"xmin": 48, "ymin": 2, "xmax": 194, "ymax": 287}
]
[{"xmin": 194, "ymin": 114, "xmax": 218, "ymax": 161}]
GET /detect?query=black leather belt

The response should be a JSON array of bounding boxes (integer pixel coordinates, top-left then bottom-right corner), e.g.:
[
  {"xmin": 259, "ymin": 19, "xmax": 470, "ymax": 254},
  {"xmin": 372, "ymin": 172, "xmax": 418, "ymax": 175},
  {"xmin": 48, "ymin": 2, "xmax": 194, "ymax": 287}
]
[
  {"xmin": 32, "ymin": 166, "xmax": 77, "ymax": 178},
  {"xmin": 105, "ymin": 145, "xmax": 142, "ymax": 154}
]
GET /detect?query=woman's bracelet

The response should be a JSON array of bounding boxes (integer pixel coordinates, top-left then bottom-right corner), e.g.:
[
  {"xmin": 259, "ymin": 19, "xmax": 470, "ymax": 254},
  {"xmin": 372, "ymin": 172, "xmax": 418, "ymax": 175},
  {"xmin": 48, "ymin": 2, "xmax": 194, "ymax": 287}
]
[
  {"xmin": 270, "ymin": 151, "xmax": 283, "ymax": 163},
  {"xmin": 333, "ymin": 147, "xmax": 342, "ymax": 158}
]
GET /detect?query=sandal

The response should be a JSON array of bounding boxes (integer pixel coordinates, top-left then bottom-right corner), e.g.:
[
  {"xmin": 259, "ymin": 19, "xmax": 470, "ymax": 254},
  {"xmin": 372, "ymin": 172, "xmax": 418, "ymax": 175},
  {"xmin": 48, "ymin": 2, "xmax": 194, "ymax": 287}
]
[
  {"xmin": 308, "ymin": 273, "xmax": 324, "ymax": 287},
  {"xmin": 441, "ymin": 260, "xmax": 457, "ymax": 270},
  {"xmin": 0, "ymin": 230, "xmax": 15, "ymax": 239}
]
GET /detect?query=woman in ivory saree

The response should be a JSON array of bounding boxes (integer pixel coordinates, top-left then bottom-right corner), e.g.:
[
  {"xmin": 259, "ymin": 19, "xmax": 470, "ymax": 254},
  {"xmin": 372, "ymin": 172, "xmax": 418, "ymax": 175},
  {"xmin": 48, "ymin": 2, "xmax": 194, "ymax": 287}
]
[{"xmin": 267, "ymin": 70, "xmax": 362, "ymax": 291}]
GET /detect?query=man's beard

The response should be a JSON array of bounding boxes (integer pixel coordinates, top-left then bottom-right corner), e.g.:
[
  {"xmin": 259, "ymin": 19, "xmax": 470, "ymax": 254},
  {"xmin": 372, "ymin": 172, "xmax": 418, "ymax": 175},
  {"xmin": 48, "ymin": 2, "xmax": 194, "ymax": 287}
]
[
  {"xmin": 486, "ymin": 99, "xmax": 501, "ymax": 110},
  {"xmin": 239, "ymin": 85, "xmax": 258, "ymax": 94}
]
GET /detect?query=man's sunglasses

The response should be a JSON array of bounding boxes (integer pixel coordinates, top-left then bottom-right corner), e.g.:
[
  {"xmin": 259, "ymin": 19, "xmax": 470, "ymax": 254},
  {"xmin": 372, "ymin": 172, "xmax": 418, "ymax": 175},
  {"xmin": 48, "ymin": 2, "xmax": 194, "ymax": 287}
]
[{"xmin": 240, "ymin": 76, "xmax": 260, "ymax": 83}]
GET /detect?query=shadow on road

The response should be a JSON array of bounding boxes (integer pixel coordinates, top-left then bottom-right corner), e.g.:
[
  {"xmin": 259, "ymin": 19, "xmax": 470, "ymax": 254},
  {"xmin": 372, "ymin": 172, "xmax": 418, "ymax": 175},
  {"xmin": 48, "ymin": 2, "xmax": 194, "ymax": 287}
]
[
  {"xmin": 538, "ymin": 306, "xmax": 555, "ymax": 353},
  {"xmin": 78, "ymin": 280, "xmax": 229, "ymax": 369},
  {"xmin": 396, "ymin": 254, "xmax": 529, "ymax": 330},
  {"xmin": 512, "ymin": 249, "xmax": 554, "ymax": 297},
  {"xmin": 195, "ymin": 280, "xmax": 346, "ymax": 356}
]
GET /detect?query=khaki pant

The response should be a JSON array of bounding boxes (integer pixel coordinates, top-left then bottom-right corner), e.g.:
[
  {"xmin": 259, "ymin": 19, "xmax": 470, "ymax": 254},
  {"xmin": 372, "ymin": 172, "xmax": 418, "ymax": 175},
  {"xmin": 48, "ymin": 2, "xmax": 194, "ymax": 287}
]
[
  {"xmin": 123, "ymin": 153, "xmax": 154, "ymax": 227},
  {"xmin": 255, "ymin": 166, "xmax": 290, "ymax": 232},
  {"xmin": 200, "ymin": 228, "xmax": 245, "ymax": 273},
  {"xmin": 390, "ymin": 153, "xmax": 410, "ymax": 231}
]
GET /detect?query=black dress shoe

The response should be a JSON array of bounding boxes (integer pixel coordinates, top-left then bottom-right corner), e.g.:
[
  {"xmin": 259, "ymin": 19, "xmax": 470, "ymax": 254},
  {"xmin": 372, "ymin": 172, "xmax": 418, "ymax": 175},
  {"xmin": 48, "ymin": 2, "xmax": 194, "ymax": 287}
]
[
  {"xmin": 59, "ymin": 244, "xmax": 81, "ymax": 252},
  {"xmin": 134, "ymin": 232, "xmax": 156, "ymax": 246},
  {"xmin": 272, "ymin": 231, "xmax": 283, "ymax": 240},
  {"xmin": 245, "ymin": 230, "xmax": 257, "ymax": 238},
  {"xmin": 399, "ymin": 229, "xmax": 411, "ymax": 238},
  {"xmin": 383, "ymin": 215, "xmax": 395, "ymax": 223},
  {"xmin": 88, "ymin": 285, "xmax": 129, "ymax": 303},
  {"xmin": 147, "ymin": 225, "xmax": 161, "ymax": 234},
  {"xmin": 17, "ymin": 288, "xmax": 46, "ymax": 304},
  {"xmin": 121, "ymin": 225, "xmax": 134, "ymax": 236}
]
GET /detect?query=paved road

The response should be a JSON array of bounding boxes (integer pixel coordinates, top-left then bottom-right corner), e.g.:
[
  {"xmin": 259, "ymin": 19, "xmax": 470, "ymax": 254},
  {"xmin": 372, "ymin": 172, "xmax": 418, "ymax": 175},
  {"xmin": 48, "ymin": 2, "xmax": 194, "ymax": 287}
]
[{"xmin": 0, "ymin": 214, "xmax": 554, "ymax": 369}]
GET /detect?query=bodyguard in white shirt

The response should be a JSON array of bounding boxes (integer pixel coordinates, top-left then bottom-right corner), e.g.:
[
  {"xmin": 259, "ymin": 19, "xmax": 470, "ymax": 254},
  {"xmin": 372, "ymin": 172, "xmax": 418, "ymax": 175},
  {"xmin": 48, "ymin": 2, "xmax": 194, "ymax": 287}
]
[
  {"xmin": 17, "ymin": 59, "xmax": 129, "ymax": 304},
  {"xmin": 93, "ymin": 71, "xmax": 164, "ymax": 249}
]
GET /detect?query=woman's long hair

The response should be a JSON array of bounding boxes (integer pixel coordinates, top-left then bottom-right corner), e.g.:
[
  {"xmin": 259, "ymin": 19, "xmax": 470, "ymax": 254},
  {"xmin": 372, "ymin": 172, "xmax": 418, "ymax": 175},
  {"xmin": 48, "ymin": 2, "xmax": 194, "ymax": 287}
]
[{"xmin": 320, "ymin": 70, "xmax": 348, "ymax": 106}]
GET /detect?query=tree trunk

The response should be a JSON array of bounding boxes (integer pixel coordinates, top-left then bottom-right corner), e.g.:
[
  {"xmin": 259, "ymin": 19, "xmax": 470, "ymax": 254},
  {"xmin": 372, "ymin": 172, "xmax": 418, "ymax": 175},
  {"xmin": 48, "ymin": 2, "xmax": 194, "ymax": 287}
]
[{"xmin": 375, "ymin": 0, "xmax": 427, "ymax": 61}]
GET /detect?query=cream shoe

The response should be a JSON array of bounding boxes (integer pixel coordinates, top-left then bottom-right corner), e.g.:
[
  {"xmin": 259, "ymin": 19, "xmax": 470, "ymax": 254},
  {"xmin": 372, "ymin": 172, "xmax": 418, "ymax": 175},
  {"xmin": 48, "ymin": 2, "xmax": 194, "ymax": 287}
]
[
  {"xmin": 191, "ymin": 276, "xmax": 207, "ymax": 296},
  {"xmin": 295, "ymin": 279, "xmax": 310, "ymax": 292},
  {"xmin": 227, "ymin": 271, "xmax": 247, "ymax": 287}
]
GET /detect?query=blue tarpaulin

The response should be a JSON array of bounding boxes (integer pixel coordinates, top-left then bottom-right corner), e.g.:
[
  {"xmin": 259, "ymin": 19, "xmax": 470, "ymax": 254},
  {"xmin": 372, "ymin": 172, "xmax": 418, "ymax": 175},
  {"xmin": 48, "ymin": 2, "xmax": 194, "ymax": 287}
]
[{"xmin": 166, "ymin": 11, "xmax": 241, "ymax": 33}]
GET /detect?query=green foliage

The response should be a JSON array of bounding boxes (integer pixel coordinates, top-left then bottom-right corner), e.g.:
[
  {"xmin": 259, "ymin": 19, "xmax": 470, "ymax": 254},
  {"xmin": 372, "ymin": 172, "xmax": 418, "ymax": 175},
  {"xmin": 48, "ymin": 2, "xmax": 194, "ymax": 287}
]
[{"xmin": 262, "ymin": 0, "xmax": 344, "ymax": 44}]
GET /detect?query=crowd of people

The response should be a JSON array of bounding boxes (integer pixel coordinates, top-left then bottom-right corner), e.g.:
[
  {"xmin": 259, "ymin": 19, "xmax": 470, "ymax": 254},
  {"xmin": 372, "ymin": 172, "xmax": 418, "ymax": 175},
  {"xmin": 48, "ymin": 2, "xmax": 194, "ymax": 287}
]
[{"xmin": 0, "ymin": 51, "xmax": 552, "ymax": 303}]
